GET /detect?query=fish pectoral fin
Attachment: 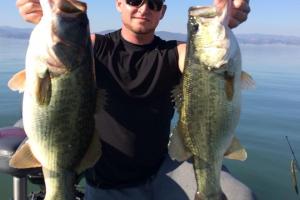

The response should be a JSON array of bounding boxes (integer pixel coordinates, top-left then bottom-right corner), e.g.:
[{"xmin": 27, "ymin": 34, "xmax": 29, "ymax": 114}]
[
  {"xmin": 8, "ymin": 69, "xmax": 26, "ymax": 92},
  {"xmin": 224, "ymin": 136, "xmax": 247, "ymax": 161},
  {"xmin": 75, "ymin": 130, "xmax": 102, "ymax": 174},
  {"xmin": 225, "ymin": 72, "xmax": 235, "ymax": 101},
  {"xmin": 9, "ymin": 140, "xmax": 42, "ymax": 169},
  {"xmin": 36, "ymin": 71, "xmax": 52, "ymax": 105},
  {"xmin": 241, "ymin": 71, "xmax": 256, "ymax": 90},
  {"xmin": 168, "ymin": 127, "xmax": 192, "ymax": 161}
]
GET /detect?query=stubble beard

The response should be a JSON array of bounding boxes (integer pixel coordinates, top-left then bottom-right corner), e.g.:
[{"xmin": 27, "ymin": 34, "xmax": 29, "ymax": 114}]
[{"xmin": 124, "ymin": 22, "xmax": 156, "ymax": 36}]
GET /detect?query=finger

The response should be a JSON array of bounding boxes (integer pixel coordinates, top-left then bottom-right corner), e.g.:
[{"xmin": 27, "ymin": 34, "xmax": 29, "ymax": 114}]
[
  {"xmin": 236, "ymin": 0, "xmax": 250, "ymax": 4},
  {"xmin": 232, "ymin": 0, "xmax": 251, "ymax": 14},
  {"xmin": 231, "ymin": 8, "xmax": 249, "ymax": 23},
  {"xmin": 18, "ymin": 2, "xmax": 42, "ymax": 23},
  {"xmin": 214, "ymin": 0, "xmax": 227, "ymax": 10},
  {"xmin": 16, "ymin": 0, "xmax": 40, "ymax": 8},
  {"xmin": 229, "ymin": 0, "xmax": 250, "ymax": 28},
  {"xmin": 23, "ymin": 11, "xmax": 43, "ymax": 24},
  {"xmin": 18, "ymin": 1, "xmax": 42, "ymax": 15}
]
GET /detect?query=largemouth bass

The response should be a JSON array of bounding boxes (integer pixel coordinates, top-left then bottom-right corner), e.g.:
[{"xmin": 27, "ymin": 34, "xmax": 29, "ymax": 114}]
[
  {"xmin": 169, "ymin": 1, "xmax": 254, "ymax": 200},
  {"xmin": 8, "ymin": 0, "xmax": 101, "ymax": 199}
]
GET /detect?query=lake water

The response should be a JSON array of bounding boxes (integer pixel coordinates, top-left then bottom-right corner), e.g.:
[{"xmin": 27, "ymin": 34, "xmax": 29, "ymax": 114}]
[{"xmin": 0, "ymin": 37, "xmax": 300, "ymax": 200}]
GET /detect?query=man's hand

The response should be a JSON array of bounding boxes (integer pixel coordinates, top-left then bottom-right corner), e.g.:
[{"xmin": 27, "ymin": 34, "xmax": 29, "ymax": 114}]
[
  {"xmin": 16, "ymin": 0, "xmax": 43, "ymax": 24},
  {"xmin": 214, "ymin": 0, "xmax": 251, "ymax": 28}
]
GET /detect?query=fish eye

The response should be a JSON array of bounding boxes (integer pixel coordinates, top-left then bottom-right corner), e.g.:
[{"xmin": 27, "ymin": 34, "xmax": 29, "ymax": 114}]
[{"xmin": 192, "ymin": 24, "xmax": 199, "ymax": 33}]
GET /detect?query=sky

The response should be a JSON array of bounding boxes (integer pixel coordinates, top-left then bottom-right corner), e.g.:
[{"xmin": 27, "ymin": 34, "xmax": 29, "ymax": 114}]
[{"xmin": 0, "ymin": 0, "xmax": 300, "ymax": 36}]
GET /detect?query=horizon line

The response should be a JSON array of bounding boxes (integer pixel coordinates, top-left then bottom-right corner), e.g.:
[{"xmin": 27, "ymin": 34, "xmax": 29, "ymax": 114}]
[{"xmin": 1, "ymin": 25, "xmax": 300, "ymax": 38}]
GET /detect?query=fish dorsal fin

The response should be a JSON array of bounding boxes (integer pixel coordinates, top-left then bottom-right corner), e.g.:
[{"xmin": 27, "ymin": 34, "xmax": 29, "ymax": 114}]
[
  {"xmin": 224, "ymin": 136, "xmax": 247, "ymax": 161},
  {"xmin": 36, "ymin": 71, "xmax": 52, "ymax": 105},
  {"xmin": 241, "ymin": 71, "xmax": 256, "ymax": 90},
  {"xmin": 9, "ymin": 140, "xmax": 42, "ymax": 169},
  {"xmin": 75, "ymin": 131, "xmax": 102, "ymax": 174},
  {"xmin": 8, "ymin": 69, "xmax": 26, "ymax": 92},
  {"xmin": 171, "ymin": 85, "xmax": 183, "ymax": 109}
]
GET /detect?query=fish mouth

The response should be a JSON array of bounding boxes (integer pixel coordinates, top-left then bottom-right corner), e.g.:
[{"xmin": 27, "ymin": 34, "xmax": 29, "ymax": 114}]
[
  {"xmin": 46, "ymin": 57, "xmax": 63, "ymax": 69},
  {"xmin": 189, "ymin": 6, "xmax": 217, "ymax": 18},
  {"xmin": 43, "ymin": 50, "xmax": 67, "ymax": 76},
  {"xmin": 52, "ymin": 0, "xmax": 87, "ymax": 16}
]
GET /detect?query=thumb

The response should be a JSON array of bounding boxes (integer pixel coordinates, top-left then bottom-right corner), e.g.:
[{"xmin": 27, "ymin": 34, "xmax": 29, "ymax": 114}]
[
  {"xmin": 214, "ymin": 0, "xmax": 227, "ymax": 10},
  {"xmin": 214, "ymin": 0, "xmax": 232, "ymax": 25}
]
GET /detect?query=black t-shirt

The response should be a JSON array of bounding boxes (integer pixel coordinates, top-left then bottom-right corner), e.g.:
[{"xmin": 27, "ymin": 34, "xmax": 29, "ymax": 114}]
[{"xmin": 85, "ymin": 30, "xmax": 181, "ymax": 188}]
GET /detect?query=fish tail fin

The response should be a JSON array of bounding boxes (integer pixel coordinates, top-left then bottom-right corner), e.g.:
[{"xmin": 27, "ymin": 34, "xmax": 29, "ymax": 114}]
[{"xmin": 8, "ymin": 69, "xmax": 26, "ymax": 93}]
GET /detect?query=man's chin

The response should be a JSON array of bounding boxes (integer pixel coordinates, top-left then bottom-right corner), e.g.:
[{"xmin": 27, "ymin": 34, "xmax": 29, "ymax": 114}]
[
  {"xmin": 132, "ymin": 28, "xmax": 155, "ymax": 35},
  {"xmin": 124, "ymin": 23, "xmax": 156, "ymax": 35}
]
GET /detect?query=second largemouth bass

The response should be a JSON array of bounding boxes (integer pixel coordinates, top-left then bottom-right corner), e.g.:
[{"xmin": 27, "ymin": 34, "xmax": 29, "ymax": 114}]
[{"xmin": 169, "ymin": 1, "xmax": 254, "ymax": 200}]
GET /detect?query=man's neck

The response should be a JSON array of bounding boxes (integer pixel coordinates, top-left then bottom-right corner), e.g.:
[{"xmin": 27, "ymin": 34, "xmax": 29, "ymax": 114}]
[{"xmin": 120, "ymin": 27, "xmax": 155, "ymax": 45}]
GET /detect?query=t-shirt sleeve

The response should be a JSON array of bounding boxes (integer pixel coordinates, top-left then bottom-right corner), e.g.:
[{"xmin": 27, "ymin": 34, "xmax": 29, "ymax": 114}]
[{"xmin": 93, "ymin": 34, "xmax": 107, "ymax": 58}]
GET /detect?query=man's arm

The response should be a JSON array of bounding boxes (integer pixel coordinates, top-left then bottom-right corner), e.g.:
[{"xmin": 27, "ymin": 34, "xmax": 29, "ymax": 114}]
[{"xmin": 177, "ymin": 0, "xmax": 251, "ymax": 72}]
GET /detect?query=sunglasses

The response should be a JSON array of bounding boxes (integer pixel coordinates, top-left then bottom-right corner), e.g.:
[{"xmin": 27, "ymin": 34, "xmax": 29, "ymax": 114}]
[{"xmin": 126, "ymin": 0, "xmax": 165, "ymax": 11}]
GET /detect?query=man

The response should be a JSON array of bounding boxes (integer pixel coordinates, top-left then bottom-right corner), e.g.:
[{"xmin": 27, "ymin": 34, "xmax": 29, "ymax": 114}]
[{"xmin": 16, "ymin": 0, "xmax": 254, "ymax": 199}]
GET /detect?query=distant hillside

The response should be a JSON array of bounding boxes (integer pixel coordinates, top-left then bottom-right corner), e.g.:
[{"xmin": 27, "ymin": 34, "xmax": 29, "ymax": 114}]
[
  {"xmin": 0, "ymin": 26, "xmax": 32, "ymax": 39},
  {"xmin": 237, "ymin": 33, "xmax": 300, "ymax": 45},
  {"xmin": 1, "ymin": 26, "xmax": 300, "ymax": 45},
  {"xmin": 97, "ymin": 30, "xmax": 187, "ymax": 41},
  {"xmin": 155, "ymin": 32, "xmax": 300, "ymax": 45}
]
